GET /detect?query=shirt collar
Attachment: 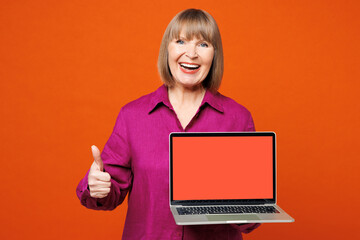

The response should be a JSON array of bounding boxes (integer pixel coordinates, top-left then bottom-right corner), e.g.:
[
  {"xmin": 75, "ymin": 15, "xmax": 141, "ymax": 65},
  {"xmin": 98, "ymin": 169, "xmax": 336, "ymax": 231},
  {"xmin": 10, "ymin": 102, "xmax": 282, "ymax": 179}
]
[
  {"xmin": 148, "ymin": 85, "xmax": 224, "ymax": 114},
  {"xmin": 148, "ymin": 85, "xmax": 172, "ymax": 114},
  {"xmin": 200, "ymin": 89, "xmax": 224, "ymax": 113}
]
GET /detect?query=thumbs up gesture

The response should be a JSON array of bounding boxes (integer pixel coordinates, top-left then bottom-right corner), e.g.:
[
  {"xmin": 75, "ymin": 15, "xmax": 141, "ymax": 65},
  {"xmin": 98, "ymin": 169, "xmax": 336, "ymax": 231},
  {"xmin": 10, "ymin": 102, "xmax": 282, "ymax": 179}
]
[{"xmin": 88, "ymin": 145, "xmax": 111, "ymax": 198}]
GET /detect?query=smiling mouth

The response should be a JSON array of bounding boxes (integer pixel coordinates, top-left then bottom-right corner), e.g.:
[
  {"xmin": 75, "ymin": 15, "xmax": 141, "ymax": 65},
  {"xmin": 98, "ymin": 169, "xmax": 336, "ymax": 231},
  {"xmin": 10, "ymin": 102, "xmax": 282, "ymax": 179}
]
[{"xmin": 179, "ymin": 63, "xmax": 200, "ymax": 70}]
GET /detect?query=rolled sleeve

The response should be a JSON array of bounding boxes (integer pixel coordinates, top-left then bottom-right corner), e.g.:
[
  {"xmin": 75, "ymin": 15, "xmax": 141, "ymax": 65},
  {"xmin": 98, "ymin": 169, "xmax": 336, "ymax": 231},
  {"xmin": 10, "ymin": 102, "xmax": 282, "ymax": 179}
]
[{"xmin": 76, "ymin": 108, "xmax": 133, "ymax": 210}]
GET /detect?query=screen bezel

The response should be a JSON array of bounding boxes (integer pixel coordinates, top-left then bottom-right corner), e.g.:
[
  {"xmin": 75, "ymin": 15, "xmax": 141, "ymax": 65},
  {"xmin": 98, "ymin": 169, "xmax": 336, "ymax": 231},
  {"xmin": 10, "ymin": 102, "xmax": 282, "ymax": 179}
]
[{"xmin": 169, "ymin": 132, "xmax": 276, "ymax": 206}]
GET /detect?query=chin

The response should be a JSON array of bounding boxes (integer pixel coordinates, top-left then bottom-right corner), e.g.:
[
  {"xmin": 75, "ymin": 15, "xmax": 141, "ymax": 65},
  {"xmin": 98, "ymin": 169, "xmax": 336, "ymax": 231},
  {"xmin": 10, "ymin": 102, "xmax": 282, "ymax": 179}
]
[{"xmin": 179, "ymin": 82, "xmax": 204, "ymax": 90}]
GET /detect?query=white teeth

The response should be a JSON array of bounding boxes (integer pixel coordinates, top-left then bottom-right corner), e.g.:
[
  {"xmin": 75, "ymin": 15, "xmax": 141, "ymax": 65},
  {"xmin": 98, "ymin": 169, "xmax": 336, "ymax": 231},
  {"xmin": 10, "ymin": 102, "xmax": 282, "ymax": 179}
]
[{"xmin": 180, "ymin": 63, "xmax": 200, "ymax": 69}]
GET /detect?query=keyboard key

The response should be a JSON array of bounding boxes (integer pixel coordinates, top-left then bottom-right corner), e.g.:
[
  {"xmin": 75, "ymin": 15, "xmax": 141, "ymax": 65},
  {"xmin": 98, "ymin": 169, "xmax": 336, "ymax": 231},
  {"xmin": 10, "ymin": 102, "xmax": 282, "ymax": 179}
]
[{"xmin": 177, "ymin": 206, "xmax": 279, "ymax": 215}]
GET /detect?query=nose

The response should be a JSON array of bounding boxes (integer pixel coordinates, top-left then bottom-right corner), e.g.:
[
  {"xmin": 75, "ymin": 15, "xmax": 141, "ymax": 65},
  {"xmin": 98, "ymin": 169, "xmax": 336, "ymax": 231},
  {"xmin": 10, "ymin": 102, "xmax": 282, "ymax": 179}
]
[{"xmin": 185, "ymin": 44, "xmax": 198, "ymax": 59}]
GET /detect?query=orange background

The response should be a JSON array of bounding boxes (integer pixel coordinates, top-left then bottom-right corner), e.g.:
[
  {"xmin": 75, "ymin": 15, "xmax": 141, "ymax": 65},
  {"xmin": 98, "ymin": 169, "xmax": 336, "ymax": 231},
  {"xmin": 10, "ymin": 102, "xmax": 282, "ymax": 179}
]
[
  {"xmin": 0, "ymin": 0, "xmax": 359, "ymax": 239},
  {"xmin": 173, "ymin": 136, "xmax": 273, "ymax": 200}
]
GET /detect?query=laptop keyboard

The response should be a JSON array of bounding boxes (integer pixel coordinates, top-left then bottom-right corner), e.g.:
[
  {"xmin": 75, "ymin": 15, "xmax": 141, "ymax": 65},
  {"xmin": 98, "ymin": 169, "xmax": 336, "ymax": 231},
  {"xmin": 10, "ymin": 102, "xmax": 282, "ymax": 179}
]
[{"xmin": 177, "ymin": 206, "xmax": 279, "ymax": 215}]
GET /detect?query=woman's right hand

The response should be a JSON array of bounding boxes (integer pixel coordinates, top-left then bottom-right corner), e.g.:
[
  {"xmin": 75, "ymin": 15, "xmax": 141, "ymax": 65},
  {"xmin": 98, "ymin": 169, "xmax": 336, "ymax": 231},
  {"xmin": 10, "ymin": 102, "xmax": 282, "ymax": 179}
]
[{"xmin": 88, "ymin": 145, "xmax": 111, "ymax": 198}]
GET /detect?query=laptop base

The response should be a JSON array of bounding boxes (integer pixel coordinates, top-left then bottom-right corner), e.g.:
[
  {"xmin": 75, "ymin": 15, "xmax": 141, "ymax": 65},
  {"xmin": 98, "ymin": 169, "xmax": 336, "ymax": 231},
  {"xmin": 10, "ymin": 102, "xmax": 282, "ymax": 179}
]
[{"xmin": 171, "ymin": 205, "xmax": 294, "ymax": 225}]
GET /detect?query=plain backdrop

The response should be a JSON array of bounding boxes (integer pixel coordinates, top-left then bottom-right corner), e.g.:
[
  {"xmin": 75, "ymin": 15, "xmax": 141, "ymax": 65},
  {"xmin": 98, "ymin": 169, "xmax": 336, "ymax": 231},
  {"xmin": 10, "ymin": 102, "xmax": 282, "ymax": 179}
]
[{"xmin": 0, "ymin": 0, "xmax": 359, "ymax": 239}]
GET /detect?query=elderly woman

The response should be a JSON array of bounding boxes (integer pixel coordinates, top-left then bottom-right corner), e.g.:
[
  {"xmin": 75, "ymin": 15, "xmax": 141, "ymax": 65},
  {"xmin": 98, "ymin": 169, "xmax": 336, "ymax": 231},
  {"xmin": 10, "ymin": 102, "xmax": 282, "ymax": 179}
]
[{"xmin": 77, "ymin": 9, "xmax": 260, "ymax": 239}]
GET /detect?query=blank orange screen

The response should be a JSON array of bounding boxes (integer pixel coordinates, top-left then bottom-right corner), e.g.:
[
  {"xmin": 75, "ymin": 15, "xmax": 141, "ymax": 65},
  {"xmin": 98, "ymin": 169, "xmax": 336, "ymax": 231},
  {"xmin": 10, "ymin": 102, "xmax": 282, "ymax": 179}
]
[{"xmin": 172, "ymin": 136, "xmax": 273, "ymax": 200}]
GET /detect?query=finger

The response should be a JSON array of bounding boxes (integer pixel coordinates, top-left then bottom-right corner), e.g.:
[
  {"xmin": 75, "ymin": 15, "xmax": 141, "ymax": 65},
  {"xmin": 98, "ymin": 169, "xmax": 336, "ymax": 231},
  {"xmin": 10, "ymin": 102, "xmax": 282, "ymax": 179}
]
[
  {"xmin": 89, "ymin": 186, "xmax": 110, "ymax": 196},
  {"xmin": 89, "ymin": 187, "xmax": 111, "ymax": 194},
  {"xmin": 93, "ymin": 171, "xmax": 111, "ymax": 182},
  {"xmin": 90, "ymin": 192, "xmax": 109, "ymax": 198},
  {"xmin": 96, "ymin": 194, "xmax": 108, "ymax": 198},
  {"xmin": 88, "ymin": 180, "xmax": 111, "ymax": 189},
  {"xmin": 91, "ymin": 145, "xmax": 103, "ymax": 172}
]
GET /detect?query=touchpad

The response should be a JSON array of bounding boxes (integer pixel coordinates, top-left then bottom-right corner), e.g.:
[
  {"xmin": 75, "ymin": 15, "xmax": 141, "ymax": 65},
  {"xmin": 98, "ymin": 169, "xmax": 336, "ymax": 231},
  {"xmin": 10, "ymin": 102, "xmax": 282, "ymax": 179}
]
[{"xmin": 207, "ymin": 214, "xmax": 261, "ymax": 221}]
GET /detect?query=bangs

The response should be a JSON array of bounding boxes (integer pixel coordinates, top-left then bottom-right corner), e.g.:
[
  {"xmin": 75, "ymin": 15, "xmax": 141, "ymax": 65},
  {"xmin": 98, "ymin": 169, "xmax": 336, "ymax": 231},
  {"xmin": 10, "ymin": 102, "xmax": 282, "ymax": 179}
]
[{"xmin": 169, "ymin": 12, "xmax": 215, "ymax": 44}]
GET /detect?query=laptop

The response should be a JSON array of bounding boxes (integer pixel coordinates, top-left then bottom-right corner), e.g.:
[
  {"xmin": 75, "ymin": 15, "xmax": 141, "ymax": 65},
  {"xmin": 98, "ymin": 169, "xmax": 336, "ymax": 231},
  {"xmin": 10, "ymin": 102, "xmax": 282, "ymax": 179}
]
[{"xmin": 169, "ymin": 132, "xmax": 294, "ymax": 225}]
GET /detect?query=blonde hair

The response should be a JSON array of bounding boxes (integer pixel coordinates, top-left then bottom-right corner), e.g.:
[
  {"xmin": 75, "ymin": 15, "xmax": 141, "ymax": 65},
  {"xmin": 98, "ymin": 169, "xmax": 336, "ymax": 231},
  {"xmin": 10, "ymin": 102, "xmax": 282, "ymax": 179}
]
[{"xmin": 157, "ymin": 9, "xmax": 224, "ymax": 92}]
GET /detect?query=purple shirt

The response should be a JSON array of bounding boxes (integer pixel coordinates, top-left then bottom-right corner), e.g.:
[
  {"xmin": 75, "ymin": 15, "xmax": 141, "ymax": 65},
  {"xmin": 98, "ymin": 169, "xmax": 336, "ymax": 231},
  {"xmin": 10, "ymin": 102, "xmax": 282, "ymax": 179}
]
[{"xmin": 76, "ymin": 85, "xmax": 260, "ymax": 239}]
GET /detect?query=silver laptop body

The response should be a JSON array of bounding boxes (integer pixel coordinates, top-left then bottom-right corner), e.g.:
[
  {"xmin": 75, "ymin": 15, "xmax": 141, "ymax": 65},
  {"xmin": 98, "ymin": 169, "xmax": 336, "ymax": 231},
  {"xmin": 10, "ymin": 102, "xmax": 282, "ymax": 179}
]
[{"xmin": 169, "ymin": 132, "xmax": 294, "ymax": 225}]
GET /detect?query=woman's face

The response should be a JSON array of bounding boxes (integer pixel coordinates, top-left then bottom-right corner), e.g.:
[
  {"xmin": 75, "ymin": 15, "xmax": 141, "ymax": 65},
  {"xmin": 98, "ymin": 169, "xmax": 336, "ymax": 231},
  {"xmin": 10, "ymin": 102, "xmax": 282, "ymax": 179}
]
[{"xmin": 167, "ymin": 29, "xmax": 215, "ymax": 89}]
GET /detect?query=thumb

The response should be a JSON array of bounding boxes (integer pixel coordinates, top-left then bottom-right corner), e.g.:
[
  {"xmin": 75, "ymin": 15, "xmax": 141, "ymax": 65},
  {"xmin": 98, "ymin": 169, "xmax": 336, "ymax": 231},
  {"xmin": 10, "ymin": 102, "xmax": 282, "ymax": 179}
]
[{"xmin": 91, "ymin": 145, "xmax": 104, "ymax": 172}]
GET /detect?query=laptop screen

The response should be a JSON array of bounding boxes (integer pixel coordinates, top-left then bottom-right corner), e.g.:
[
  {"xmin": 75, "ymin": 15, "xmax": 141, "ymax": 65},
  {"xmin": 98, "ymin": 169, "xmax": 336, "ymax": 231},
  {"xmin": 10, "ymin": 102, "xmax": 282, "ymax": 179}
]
[{"xmin": 170, "ymin": 132, "xmax": 275, "ymax": 203}]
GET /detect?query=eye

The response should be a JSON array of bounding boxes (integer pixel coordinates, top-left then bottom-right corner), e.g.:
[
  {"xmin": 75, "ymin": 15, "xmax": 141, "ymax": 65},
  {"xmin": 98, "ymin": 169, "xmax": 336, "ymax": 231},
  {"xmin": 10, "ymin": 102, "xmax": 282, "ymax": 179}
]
[
  {"xmin": 199, "ymin": 42, "xmax": 209, "ymax": 47},
  {"xmin": 176, "ymin": 39, "xmax": 185, "ymax": 45}
]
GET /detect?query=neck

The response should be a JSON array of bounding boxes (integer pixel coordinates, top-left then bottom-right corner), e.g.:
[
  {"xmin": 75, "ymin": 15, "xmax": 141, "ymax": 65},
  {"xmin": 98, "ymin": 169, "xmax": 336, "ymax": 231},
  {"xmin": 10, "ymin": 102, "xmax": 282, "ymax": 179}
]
[{"xmin": 168, "ymin": 83, "xmax": 206, "ymax": 107}]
